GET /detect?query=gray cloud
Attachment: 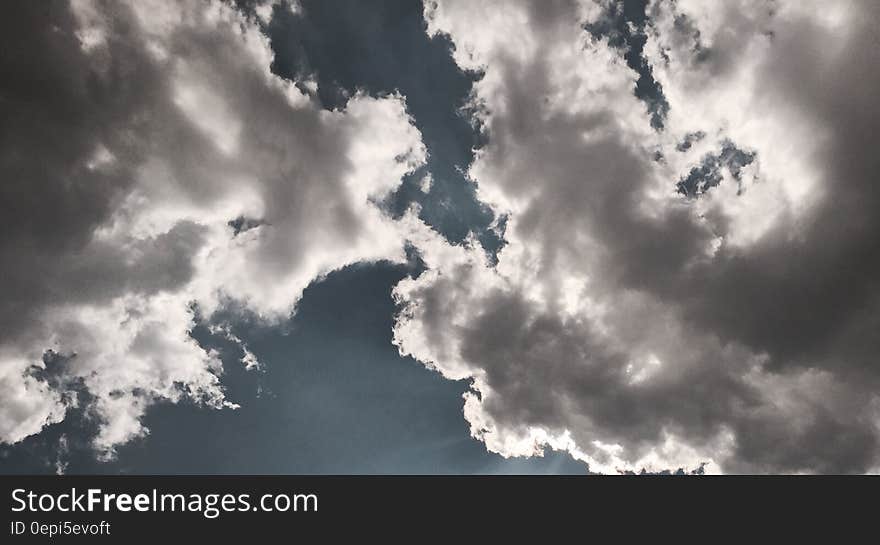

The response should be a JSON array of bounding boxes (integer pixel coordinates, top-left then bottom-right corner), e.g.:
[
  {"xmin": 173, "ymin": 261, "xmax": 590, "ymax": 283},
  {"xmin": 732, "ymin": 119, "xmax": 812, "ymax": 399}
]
[
  {"xmin": 394, "ymin": 0, "xmax": 880, "ymax": 473},
  {"xmin": 4, "ymin": 0, "xmax": 879, "ymax": 474},
  {"xmin": 0, "ymin": 0, "xmax": 424, "ymax": 453}
]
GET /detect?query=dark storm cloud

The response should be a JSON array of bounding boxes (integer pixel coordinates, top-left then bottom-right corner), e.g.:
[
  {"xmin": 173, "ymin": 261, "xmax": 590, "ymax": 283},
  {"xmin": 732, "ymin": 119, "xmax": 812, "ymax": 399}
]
[
  {"xmin": 0, "ymin": 1, "xmax": 162, "ymax": 344},
  {"xmin": 394, "ymin": 0, "xmax": 880, "ymax": 473},
  {"xmin": 0, "ymin": 0, "xmax": 191, "ymax": 444},
  {"xmin": 673, "ymin": 2, "xmax": 880, "ymax": 375}
]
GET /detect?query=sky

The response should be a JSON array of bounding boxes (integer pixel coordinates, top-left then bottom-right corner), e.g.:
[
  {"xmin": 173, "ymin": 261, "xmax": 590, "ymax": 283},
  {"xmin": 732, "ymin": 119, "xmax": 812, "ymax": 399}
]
[{"xmin": 1, "ymin": 0, "xmax": 879, "ymax": 475}]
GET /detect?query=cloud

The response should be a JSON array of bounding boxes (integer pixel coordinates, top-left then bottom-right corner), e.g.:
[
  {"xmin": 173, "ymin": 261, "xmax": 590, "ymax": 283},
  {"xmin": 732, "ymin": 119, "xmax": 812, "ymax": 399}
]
[
  {"xmin": 393, "ymin": 0, "xmax": 880, "ymax": 473},
  {"xmin": 0, "ymin": 0, "xmax": 424, "ymax": 456}
]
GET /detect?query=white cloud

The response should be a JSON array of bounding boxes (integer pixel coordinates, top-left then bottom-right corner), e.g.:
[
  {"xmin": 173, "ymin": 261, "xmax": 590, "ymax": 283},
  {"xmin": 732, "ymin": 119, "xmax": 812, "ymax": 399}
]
[
  {"xmin": 0, "ymin": 359, "xmax": 67, "ymax": 445},
  {"xmin": 394, "ymin": 0, "xmax": 880, "ymax": 473},
  {"xmin": 0, "ymin": 0, "xmax": 424, "ymax": 457}
]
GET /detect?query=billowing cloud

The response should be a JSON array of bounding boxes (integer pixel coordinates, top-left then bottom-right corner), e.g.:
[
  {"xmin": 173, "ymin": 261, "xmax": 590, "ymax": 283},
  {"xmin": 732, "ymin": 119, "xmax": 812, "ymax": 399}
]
[
  {"xmin": 0, "ymin": 0, "xmax": 424, "ymax": 456},
  {"xmin": 393, "ymin": 0, "xmax": 880, "ymax": 473}
]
